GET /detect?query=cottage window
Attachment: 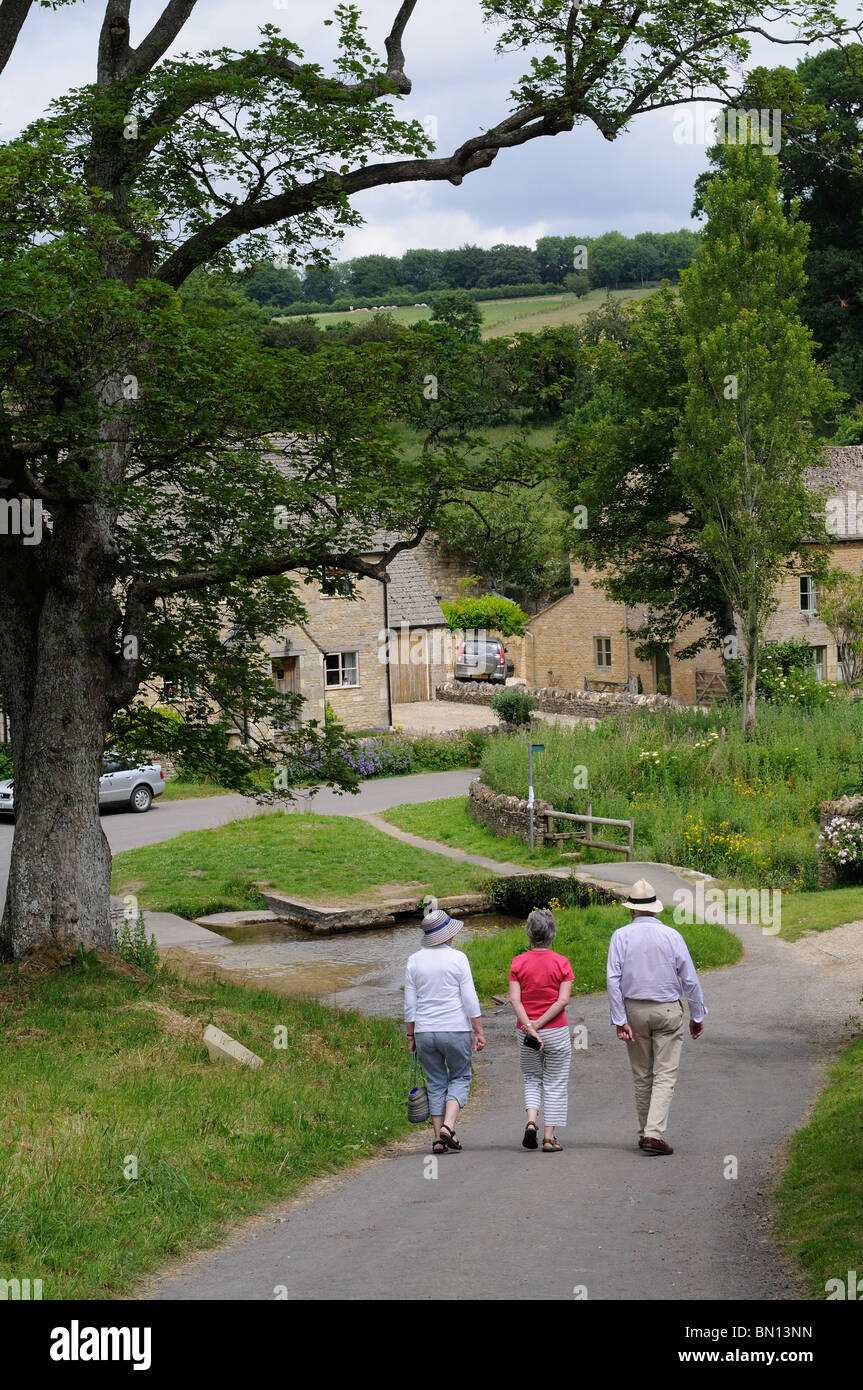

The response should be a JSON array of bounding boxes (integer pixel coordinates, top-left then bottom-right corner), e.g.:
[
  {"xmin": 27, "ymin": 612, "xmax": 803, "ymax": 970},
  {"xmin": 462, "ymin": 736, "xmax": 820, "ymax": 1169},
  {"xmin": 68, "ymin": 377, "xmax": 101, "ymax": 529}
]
[
  {"xmin": 324, "ymin": 651, "xmax": 359, "ymax": 687},
  {"xmin": 799, "ymin": 575, "xmax": 817, "ymax": 613},
  {"xmin": 594, "ymin": 637, "xmax": 612, "ymax": 668},
  {"xmin": 321, "ymin": 569, "xmax": 356, "ymax": 598},
  {"xmin": 810, "ymin": 645, "xmax": 826, "ymax": 682}
]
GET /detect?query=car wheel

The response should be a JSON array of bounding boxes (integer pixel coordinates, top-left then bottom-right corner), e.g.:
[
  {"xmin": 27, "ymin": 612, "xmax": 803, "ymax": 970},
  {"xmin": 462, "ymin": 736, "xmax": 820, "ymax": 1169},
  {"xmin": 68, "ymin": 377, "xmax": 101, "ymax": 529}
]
[{"xmin": 129, "ymin": 784, "xmax": 153, "ymax": 813}]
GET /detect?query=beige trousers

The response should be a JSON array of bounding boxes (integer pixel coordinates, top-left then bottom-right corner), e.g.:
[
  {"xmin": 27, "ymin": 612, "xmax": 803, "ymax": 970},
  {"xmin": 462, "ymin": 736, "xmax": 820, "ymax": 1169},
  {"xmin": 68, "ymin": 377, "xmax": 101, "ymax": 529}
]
[{"xmin": 624, "ymin": 997, "xmax": 685, "ymax": 1140}]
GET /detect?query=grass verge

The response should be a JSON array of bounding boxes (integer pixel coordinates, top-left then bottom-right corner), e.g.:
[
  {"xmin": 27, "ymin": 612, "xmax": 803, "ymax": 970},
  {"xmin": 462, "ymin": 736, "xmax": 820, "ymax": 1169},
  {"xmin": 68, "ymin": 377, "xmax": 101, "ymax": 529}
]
[
  {"xmin": 0, "ymin": 953, "xmax": 414, "ymax": 1300},
  {"xmin": 775, "ymin": 887, "xmax": 863, "ymax": 942},
  {"xmin": 161, "ymin": 779, "xmax": 232, "ymax": 801},
  {"xmin": 463, "ymin": 903, "xmax": 742, "ymax": 999},
  {"xmin": 111, "ymin": 811, "xmax": 486, "ymax": 918},
  {"xmin": 776, "ymin": 1035, "xmax": 863, "ymax": 1298},
  {"xmin": 382, "ymin": 796, "xmax": 570, "ymax": 868}
]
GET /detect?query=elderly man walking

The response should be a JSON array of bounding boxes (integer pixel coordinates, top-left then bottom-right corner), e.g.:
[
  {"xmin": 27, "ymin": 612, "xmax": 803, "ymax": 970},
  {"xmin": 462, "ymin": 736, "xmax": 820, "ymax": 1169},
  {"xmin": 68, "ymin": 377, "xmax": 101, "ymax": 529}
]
[{"xmin": 606, "ymin": 878, "xmax": 706, "ymax": 1156}]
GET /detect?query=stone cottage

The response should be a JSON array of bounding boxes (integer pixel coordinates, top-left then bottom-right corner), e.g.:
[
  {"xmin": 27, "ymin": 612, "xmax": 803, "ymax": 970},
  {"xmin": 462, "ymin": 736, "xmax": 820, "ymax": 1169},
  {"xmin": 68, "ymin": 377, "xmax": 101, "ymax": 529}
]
[
  {"xmin": 524, "ymin": 445, "xmax": 863, "ymax": 702},
  {"xmin": 260, "ymin": 544, "xmax": 447, "ymax": 734}
]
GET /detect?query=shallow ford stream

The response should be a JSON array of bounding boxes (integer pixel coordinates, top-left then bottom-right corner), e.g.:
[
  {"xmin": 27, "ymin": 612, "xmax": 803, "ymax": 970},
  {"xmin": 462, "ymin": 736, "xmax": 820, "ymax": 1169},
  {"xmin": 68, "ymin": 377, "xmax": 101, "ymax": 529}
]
[{"xmin": 170, "ymin": 913, "xmax": 523, "ymax": 1017}]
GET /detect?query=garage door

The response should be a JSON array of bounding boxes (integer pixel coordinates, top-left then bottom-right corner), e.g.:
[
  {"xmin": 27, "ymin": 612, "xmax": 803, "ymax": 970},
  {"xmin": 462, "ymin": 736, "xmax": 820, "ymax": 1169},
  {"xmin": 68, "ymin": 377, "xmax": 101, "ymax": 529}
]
[{"xmin": 390, "ymin": 632, "xmax": 430, "ymax": 703}]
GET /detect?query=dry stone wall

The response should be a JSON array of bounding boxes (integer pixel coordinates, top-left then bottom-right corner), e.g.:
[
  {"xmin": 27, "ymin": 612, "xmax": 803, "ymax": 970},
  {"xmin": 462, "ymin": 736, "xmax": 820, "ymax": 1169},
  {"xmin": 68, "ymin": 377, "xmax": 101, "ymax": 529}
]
[
  {"xmin": 468, "ymin": 777, "xmax": 552, "ymax": 846},
  {"xmin": 437, "ymin": 680, "xmax": 680, "ymax": 722}
]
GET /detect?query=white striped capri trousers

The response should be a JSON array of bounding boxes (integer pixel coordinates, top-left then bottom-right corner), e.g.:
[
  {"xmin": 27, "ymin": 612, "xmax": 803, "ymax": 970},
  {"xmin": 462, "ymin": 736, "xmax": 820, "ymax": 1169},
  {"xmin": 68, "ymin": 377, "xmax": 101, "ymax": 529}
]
[{"xmin": 519, "ymin": 1026, "xmax": 572, "ymax": 1127}]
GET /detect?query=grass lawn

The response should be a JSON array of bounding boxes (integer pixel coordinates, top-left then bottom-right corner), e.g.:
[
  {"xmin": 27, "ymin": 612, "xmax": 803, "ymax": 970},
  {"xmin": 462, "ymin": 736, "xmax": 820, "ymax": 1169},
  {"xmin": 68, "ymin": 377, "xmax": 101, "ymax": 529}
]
[
  {"xmin": 0, "ymin": 953, "xmax": 414, "ymax": 1299},
  {"xmin": 161, "ymin": 778, "xmax": 231, "ymax": 801},
  {"xmin": 111, "ymin": 812, "xmax": 487, "ymax": 919},
  {"xmin": 776, "ymin": 1036, "xmax": 863, "ymax": 1298},
  {"xmin": 463, "ymin": 903, "xmax": 742, "ymax": 999},
  {"xmin": 382, "ymin": 796, "xmax": 571, "ymax": 868}
]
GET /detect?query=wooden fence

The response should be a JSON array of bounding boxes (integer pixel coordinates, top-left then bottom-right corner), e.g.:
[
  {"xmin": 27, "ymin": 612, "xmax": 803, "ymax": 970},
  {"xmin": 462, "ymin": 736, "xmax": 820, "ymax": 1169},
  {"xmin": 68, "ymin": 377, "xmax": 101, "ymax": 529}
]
[{"xmin": 542, "ymin": 800, "xmax": 634, "ymax": 859}]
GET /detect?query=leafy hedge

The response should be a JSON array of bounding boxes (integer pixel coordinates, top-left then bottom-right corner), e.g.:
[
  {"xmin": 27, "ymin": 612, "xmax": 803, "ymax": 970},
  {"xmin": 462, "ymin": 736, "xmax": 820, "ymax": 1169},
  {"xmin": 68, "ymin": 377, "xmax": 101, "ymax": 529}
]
[{"xmin": 441, "ymin": 594, "xmax": 528, "ymax": 636}]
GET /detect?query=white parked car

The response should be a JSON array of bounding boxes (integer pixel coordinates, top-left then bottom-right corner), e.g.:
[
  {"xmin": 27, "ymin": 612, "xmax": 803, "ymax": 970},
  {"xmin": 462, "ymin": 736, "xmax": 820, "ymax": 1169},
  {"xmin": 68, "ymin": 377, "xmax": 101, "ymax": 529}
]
[{"xmin": 0, "ymin": 754, "xmax": 165, "ymax": 816}]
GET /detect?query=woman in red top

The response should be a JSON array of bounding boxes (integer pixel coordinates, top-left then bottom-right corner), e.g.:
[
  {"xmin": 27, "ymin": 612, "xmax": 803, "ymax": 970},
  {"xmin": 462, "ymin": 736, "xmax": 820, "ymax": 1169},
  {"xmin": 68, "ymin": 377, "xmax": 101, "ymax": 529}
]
[{"xmin": 508, "ymin": 909, "xmax": 574, "ymax": 1152}]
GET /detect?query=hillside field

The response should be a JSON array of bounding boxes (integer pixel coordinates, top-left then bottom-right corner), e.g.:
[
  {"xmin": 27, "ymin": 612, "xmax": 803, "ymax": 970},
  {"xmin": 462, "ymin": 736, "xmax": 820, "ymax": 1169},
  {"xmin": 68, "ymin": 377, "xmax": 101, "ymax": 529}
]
[{"xmin": 274, "ymin": 285, "xmax": 658, "ymax": 339}]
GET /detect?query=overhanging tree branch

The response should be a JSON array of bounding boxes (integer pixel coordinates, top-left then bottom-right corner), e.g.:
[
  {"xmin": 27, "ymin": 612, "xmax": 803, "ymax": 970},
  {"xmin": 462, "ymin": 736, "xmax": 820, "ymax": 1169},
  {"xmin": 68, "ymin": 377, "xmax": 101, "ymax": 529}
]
[{"xmin": 127, "ymin": 0, "xmax": 199, "ymax": 79}]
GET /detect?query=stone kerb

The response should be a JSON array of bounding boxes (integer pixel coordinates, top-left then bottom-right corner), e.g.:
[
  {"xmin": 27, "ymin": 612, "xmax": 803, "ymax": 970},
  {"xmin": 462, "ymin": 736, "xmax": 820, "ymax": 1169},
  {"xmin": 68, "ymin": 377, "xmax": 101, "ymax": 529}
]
[
  {"xmin": 818, "ymin": 794, "xmax": 863, "ymax": 888},
  {"xmin": 468, "ymin": 777, "xmax": 552, "ymax": 846}
]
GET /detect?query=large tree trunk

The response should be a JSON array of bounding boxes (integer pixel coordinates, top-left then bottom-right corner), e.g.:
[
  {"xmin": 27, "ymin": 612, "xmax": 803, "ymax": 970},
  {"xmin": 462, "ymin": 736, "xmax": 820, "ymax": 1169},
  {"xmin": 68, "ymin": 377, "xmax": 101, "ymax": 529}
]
[{"xmin": 0, "ymin": 506, "xmax": 117, "ymax": 960}]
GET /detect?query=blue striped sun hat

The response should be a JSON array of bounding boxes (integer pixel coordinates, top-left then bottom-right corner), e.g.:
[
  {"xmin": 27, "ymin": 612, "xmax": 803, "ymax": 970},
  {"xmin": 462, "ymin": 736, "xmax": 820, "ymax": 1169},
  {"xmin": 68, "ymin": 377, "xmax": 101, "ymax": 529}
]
[{"xmin": 421, "ymin": 907, "xmax": 464, "ymax": 946}]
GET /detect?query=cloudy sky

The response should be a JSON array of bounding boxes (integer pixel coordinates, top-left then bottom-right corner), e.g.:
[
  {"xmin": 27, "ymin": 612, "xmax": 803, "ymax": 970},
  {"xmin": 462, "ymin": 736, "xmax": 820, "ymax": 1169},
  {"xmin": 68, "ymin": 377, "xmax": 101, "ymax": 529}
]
[{"xmin": 1, "ymin": 1, "xmax": 857, "ymax": 259}]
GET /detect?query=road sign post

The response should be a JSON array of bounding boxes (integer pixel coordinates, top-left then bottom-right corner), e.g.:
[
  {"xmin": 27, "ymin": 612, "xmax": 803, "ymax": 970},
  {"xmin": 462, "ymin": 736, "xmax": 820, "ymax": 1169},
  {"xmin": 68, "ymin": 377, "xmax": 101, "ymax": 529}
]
[{"xmin": 528, "ymin": 742, "xmax": 545, "ymax": 853}]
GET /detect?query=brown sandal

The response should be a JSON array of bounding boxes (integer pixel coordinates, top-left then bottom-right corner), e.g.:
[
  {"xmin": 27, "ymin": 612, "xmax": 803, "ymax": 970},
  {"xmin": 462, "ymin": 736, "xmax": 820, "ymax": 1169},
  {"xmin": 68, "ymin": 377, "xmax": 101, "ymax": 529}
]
[
  {"xmin": 440, "ymin": 1124, "xmax": 462, "ymax": 1151},
  {"xmin": 542, "ymin": 1137, "xmax": 563, "ymax": 1152}
]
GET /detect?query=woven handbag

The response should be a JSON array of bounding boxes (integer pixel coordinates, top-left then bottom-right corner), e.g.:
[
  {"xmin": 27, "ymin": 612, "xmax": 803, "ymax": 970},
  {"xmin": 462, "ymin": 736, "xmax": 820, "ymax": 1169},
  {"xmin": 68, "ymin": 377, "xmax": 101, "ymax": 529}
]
[{"xmin": 407, "ymin": 1052, "xmax": 430, "ymax": 1123}]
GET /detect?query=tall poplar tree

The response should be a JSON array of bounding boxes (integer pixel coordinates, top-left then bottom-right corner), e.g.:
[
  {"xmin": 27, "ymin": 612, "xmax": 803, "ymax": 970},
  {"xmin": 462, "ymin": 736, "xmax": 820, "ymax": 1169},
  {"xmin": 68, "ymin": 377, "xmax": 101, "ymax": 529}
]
[{"xmin": 676, "ymin": 143, "xmax": 835, "ymax": 732}]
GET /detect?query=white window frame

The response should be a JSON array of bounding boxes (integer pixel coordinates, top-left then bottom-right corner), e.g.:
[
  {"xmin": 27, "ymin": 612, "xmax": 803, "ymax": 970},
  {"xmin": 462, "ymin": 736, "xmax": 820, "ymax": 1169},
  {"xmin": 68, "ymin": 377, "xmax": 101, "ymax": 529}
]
[
  {"xmin": 810, "ymin": 645, "xmax": 827, "ymax": 682},
  {"xmin": 799, "ymin": 575, "xmax": 818, "ymax": 613},
  {"xmin": 324, "ymin": 651, "xmax": 359, "ymax": 688},
  {"xmin": 594, "ymin": 636, "xmax": 612, "ymax": 669}
]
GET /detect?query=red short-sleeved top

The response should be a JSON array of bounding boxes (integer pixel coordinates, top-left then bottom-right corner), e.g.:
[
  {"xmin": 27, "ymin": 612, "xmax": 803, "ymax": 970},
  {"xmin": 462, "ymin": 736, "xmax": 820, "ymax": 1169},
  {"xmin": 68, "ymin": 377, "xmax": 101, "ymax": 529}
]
[{"xmin": 509, "ymin": 950, "xmax": 574, "ymax": 1029}]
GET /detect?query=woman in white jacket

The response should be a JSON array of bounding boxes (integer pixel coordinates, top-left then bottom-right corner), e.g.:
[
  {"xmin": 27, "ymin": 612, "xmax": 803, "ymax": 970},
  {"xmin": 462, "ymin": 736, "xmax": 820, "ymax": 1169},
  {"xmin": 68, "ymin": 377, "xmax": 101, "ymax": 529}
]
[{"xmin": 404, "ymin": 908, "xmax": 485, "ymax": 1155}]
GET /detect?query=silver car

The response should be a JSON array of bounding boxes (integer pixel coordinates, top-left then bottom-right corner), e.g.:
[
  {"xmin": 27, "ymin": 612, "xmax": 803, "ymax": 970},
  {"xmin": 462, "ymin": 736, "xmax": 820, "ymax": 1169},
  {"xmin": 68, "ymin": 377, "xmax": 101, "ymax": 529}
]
[
  {"xmin": 0, "ymin": 754, "xmax": 164, "ymax": 816},
  {"xmin": 454, "ymin": 637, "xmax": 514, "ymax": 684}
]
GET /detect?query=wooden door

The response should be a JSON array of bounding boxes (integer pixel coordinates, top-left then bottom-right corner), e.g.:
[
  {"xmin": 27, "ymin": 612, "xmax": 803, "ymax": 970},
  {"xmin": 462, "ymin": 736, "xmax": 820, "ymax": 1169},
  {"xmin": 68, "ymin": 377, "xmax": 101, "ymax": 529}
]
[{"xmin": 390, "ymin": 631, "xmax": 429, "ymax": 703}]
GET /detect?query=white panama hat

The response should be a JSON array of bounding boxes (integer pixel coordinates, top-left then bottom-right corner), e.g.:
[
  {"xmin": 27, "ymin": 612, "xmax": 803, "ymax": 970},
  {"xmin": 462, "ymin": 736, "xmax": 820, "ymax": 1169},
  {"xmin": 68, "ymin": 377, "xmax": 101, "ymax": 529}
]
[{"xmin": 622, "ymin": 878, "xmax": 664, "ymax": 914}]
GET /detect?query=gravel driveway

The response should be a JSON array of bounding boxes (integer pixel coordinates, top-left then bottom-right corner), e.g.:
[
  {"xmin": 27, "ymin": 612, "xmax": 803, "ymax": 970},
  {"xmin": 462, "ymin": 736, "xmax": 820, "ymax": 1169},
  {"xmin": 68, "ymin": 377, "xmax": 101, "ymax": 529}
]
[{"xmin": 393, "ymin": 700, "xmax": 595, "ymax": 732}]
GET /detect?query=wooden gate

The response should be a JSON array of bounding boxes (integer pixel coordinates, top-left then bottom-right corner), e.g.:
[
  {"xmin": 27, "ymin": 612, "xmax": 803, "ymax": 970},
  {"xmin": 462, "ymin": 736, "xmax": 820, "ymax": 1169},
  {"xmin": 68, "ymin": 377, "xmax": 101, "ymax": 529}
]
[
  {"xmin": 390, "ymin": 631, "xmax": 430, "ymax": 703},
  {"xmin": 695, "ymin": 669, "xmax": 728, "ymax": 701}
]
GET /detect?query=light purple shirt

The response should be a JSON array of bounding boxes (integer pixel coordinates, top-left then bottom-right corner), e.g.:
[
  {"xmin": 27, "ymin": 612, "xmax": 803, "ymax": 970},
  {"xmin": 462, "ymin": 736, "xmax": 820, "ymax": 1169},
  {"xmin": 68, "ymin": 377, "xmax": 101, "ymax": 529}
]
[{"xmin": 606, "ymin": 915, "xmax": 707, "ymax": 1027}]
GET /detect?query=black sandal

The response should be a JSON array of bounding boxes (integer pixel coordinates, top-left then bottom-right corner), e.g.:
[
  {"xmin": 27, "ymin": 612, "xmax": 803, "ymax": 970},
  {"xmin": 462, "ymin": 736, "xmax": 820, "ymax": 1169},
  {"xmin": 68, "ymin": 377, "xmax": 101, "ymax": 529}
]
[
  {"xmin": 432, "ymin": 1138, "xmax": 447, "ymax": 1155},
  {"xmin": 440, "ymin": 1124, "xmax": 462, "ymax": 1151},
  {"xmin": 522, "ymin": 1122, "xmax": 539, "ymax": 1150}
]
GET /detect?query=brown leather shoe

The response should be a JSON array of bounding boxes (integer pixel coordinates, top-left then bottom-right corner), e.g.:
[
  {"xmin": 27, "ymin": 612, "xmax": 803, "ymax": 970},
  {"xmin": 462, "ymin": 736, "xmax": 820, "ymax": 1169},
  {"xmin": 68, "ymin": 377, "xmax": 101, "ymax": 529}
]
[{"xmin": 642, "ymin": 1137, "xmax": 674, "ymax": 1155}]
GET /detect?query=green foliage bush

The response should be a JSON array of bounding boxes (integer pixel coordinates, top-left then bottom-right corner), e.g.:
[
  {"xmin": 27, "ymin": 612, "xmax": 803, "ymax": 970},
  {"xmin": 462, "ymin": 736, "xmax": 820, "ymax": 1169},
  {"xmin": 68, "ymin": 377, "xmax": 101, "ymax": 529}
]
[
  {"xmin": 441, "ymin": 594, "xmax": 527, "ymax": 636},
  {"xmin": 407, "ymin": 729, "xmax": 486, "ymax": 770},
  {"xmin": 757, "ymin": 639, "xmax": 839, "ymax": 708},
  {"xmin": 490, "ymin": 689, "xmax": 538, "ymax": 725},
  {"xmin": 480, "ymin": 874, "xmax": 615, "ymax": 915}
]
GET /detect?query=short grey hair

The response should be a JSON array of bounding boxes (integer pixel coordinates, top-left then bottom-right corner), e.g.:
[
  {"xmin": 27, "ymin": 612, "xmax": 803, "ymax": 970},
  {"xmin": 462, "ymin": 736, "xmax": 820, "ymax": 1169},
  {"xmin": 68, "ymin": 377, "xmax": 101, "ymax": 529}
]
[{"xmin": 526, "ymin": 908, "xmax": 557, "ymax": 947}]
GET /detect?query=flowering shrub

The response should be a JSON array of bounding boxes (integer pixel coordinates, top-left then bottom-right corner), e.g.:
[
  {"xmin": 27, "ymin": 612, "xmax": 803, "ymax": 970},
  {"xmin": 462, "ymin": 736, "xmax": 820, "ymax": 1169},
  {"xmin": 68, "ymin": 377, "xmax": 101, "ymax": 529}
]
[
  {"xmin": 757, "ymin": 641, "xmax": 839, "ymax": 709},
  {"xmin": 279, "ymin": 729, "xmax": 486, "ymax": 785},
  {"xmin": 817, "ymin": 815, "xmax": 863, "ymax": 881}
]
